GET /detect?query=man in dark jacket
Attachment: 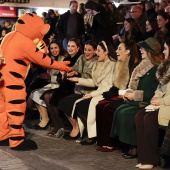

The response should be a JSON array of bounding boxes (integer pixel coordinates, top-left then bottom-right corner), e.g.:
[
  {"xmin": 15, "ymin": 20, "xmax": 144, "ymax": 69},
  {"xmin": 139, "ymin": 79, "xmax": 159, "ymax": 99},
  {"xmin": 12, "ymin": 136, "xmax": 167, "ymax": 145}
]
[{"xmin": 56, "ymin": 0, "xmax": 85, "ymax": 50}]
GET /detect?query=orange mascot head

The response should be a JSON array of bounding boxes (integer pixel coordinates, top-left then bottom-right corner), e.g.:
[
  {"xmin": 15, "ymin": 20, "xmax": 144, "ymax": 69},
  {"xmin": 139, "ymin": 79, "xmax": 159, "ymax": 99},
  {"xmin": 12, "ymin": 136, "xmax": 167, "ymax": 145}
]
[{"xmin": 15, "ymin": 13, "xmax": 50, "ymax": 40}]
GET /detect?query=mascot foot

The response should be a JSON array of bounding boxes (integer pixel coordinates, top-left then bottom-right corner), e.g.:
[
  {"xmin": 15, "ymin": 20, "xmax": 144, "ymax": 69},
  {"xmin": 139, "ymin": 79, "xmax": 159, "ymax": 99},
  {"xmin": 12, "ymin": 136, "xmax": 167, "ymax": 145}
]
[
  {"xmin": 0, "ymin": 139, "xmax": 9, "ymax": 146},
  {"xmin": 10, "ymin": 140, "xmax": 38, "ymax": 151}
]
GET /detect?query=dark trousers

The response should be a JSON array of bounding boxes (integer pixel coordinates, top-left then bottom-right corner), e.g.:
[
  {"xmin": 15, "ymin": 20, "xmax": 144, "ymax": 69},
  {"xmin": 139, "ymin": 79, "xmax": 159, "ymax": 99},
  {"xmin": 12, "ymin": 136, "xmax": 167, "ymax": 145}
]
[
  {"xmin": 96, "ymin": 98, "xmax": 124, "ymax": 146},
  {"xmin": 96, "ymin": 100, "xmax": 115, "ymax": 146},
  {"xmin": 135, "ymin": 109, "xmax": 161, "ymax": 165}
]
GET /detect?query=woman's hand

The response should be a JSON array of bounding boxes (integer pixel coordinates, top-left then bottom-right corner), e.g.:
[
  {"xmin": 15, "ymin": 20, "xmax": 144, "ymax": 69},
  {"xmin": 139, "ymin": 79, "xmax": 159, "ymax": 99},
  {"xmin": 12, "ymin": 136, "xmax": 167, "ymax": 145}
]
[
  {"xmin": 67, "ymin": 77, "xmax": 79, "ymax": 82},
  {"xmin": 82, "ymin": 94, "xmax": 92, "ymax": 99},
  {"xmin": 118, "ymin": 35, "xmax": 125, "ymax": 42},
  {"xmin": 67, "ymin": 71, "xmax": 78, "ymax": 77},
  {"xmin": 123, "ymin": 92, "xmax": 134, "ymax": 101},
  {"xmin": 151, "ymin": 97, "xmax": 160, "ymax": 106},
  {"xmin": 92, "ymin": 10, "xmax": 100, "ymax": 16}
]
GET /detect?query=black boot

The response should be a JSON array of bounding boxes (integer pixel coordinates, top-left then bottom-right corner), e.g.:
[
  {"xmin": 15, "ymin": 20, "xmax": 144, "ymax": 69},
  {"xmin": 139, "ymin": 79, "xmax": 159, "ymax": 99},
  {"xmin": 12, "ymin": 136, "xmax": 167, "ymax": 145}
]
[
  {"xmin": 10, "ymin": 140, "xmax": 38, "ymax": 151},
  {"xmin": 0, "ymin": 138, "xmax": 9, "ymax": 146}
]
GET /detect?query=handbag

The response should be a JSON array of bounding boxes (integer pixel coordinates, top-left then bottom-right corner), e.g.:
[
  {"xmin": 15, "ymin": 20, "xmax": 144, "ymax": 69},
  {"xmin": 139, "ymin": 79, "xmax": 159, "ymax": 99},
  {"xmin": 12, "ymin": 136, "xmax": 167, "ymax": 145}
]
[{"xmin": 161, "ymin": 120, "xmax": 170, "ymax": 156}]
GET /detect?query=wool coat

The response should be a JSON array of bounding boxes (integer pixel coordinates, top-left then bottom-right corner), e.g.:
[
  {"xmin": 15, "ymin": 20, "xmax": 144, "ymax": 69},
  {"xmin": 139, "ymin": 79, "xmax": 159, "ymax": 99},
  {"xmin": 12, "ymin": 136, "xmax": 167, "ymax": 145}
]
[
  {"xmin": 155, "ymin": 82, "xmax": 170, "ymax": 126},
  {"xmin": 75, "ymin": 58, "xmax": 116, "ymax": 138},
  {"xmin": 72, "ymin": 54, "xmax": 97, "ymax": 94}
]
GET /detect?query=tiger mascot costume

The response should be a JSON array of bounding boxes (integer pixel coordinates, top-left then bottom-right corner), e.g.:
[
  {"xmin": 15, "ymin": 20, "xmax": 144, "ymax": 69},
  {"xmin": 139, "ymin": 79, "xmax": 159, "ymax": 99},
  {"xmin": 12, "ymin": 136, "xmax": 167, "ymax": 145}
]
[{"xmin": 0, "ymin": 13, "xmax": 71, "ymax": 151}]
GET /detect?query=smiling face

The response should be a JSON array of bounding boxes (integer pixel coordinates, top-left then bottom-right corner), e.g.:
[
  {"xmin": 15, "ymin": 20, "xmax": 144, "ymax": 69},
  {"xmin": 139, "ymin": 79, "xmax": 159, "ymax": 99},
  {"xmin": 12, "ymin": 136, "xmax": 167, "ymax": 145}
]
[
  {"xmin": 124, "ymin": 20, "xmax": 131, "ymax": 32},
  {"xmin": 116, "ymin": 43, "xmax": 129, "ymax": 61},
  {"xmin": 84, "ymin": 44, "xmax": 96, "ymax": 60},
  {"xmin": 50, "ymin": 43, "xmax": 60, "ymax": 57},
  {"xmin": 67, "ymin": 41, "xmax": 79, "ymax": 57},
  {"xmin": 163, "ymin": 42, "xmax": 169, "ymax": 60},
  {"xmin": 96, "ymin": 45, "xmax": 108, "ymax": 62},
  {"xmin": 146, "ymin": 20, "xmax": 153, "ymax": 32},
  {"xmin": 140, "ymin": 48, "xmax": 148, "ymax": 59}
]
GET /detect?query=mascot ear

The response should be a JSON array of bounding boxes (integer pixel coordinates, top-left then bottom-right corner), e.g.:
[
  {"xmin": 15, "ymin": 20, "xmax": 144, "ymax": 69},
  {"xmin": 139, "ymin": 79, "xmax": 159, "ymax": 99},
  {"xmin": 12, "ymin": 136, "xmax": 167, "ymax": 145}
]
[{"xmin": 40, "ymin": 24, "xmax": 50, "ymax": 35}]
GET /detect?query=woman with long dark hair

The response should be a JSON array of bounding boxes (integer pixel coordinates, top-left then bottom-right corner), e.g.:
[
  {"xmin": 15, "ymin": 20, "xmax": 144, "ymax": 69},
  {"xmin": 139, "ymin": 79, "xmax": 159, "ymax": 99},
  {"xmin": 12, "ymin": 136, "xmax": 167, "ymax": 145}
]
[{"xmin": 28, "ymin": 39, "xmax": 68, "ymax": 129}]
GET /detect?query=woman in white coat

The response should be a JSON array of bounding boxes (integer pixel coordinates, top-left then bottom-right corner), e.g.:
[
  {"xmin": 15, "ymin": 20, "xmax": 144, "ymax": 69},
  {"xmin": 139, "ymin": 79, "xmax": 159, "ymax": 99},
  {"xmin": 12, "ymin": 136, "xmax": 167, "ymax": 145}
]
[{"xmin": 135, "ymin": 38, "xmax": 170, "ymax": 169}]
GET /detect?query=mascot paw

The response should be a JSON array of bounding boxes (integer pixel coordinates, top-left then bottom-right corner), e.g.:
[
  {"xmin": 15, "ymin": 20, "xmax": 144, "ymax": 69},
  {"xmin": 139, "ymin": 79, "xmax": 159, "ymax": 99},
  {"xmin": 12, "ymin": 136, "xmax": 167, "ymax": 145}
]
[
  {"xmin": 0, "ymin": 138, "xmax": 9, "ymax": 146},
  {"xmin": 10, "ymin": 139, "xmax": 38, "ymax": 151}
]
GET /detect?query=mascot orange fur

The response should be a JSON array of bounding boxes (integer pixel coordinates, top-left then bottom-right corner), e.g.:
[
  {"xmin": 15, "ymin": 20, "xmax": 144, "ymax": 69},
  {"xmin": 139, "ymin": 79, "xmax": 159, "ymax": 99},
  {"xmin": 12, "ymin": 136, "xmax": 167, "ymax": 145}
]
[{"xmin": 0, "ymin": 13, "xmax": 71, "ymax": 151}]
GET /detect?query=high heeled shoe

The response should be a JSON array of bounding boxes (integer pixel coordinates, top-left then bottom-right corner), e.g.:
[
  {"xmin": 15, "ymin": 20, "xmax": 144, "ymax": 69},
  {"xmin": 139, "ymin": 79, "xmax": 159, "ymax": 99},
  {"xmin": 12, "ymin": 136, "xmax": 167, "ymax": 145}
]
[
  {"xmin": 139, "ymin": 164, "xmax": 156, "ymax": 169},
  {"xmin": 47, "ymin": 128, "xmax": 65, "ymax": 138},
  {"xmin": 63, "ymin": 132, "xmax": 80, "ymax": 140},
  {"xmin": 122, "ymin": 152, "xmax": 138, "ymax": 159},
  {"xmin": 135, "ymin": 163, "xmax": 142, "ymax": 168},
  {"xmin": 80, "ymin": 137, "xmax": 96, "ymax": 145},
  {"xmin": 31, "ymin": 120, "xmax": 51, "ymax": 130}
]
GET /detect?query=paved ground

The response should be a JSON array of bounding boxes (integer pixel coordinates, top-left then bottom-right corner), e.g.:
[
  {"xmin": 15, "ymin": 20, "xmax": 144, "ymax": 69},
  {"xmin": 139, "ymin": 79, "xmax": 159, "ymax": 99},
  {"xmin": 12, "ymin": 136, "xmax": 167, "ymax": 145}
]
[{"xmin": 0, "ymin": 118, "xmax": 169, "ymax": 170}]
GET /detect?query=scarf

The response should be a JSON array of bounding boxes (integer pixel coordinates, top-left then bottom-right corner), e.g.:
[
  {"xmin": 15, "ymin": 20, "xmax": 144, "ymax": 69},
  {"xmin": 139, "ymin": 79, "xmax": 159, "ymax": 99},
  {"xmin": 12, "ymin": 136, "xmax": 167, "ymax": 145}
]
[{"xmin": 128, "ymin": 58, "xmax": 154, "ymax": 90}]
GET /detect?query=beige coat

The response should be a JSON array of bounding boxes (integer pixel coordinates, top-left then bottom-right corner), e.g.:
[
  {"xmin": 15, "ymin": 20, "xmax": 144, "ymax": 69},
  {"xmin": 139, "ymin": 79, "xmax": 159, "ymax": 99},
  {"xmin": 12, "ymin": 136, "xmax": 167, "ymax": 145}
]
[
  {"xmin": 154, "ymin": 82, "xmax": 170, "ymax": 126},
  {"xmin": 76, "ymin": 59, "xmax": 116, "ymax": 137}
]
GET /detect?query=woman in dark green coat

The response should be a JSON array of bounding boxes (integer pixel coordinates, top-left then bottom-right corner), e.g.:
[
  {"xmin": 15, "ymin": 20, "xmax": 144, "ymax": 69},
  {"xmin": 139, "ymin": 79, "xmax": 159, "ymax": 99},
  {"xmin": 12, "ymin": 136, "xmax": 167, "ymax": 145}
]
[{"xmin": 110, "ymin": 38, "xmax": 163, "ymax": 158}]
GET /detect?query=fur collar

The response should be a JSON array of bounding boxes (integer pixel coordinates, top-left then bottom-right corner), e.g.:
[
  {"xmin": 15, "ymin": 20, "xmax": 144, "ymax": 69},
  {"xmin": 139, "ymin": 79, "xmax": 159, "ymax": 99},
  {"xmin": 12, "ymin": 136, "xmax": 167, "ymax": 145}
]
[
  {"xmin": 92, "ymin": 58, "xmax": 115, "ymax": 86},
  {"xmin": 128, "ymin": 58, "xmax": 154, "ymax": 90},
  {"xmin": 112, "ymin": 56, "xmax": 130, "ymax": 90}
]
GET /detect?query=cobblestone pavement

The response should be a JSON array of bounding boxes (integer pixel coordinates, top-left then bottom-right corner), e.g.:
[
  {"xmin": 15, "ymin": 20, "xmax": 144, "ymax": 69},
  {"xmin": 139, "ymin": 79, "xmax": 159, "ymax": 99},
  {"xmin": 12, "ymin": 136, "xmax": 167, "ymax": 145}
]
[{"xmin": 0, "ymin": 121, "xmax": 168, "ymax": 170}]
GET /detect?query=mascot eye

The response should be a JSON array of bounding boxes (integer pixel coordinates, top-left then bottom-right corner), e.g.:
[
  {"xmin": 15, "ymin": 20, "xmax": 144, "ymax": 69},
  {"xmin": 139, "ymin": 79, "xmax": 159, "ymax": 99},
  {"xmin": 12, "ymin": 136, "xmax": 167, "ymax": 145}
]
[
  {"xmin": 17, "ymin": 19, "xmax": 25, "ymax": 24},
  {"xmin": 27, "ymin": 13, "xmax": 33, "ymax": 17}
]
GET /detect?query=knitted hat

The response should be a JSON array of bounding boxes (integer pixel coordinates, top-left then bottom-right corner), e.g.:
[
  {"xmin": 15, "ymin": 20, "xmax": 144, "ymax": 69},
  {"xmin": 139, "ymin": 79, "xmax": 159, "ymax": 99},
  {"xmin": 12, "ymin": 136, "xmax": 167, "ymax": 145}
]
[
  {"xmin": 85, "ymin": 1, "xmax": 100, "ymax": 12},
  {"xmin": 137, "ymin": 38, "xmax": 161, "ymax": 55}
]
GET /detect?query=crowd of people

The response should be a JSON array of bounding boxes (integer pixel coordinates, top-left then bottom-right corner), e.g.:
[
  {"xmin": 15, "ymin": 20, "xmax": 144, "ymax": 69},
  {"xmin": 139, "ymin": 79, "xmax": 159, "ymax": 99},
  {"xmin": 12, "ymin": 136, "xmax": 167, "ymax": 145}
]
[{"xmin": 1, "ymin": 0, "xmax": 170, "ymax": 169}]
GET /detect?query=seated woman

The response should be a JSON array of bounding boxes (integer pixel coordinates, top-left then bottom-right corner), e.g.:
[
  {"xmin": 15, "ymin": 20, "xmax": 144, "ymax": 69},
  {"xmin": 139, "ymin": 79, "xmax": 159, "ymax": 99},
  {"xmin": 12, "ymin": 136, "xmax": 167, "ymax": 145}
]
[
  {"xmin": 135, "ymin": 39, "xmax": 170, "ymax": 169},
  {"xmin": 143, "ymin": 18, "xmax": 158, "ymax": 40},
  {"xmin": 48, "ymin": 40, "xmax": 98, "ymax": 137},
  {"xmin": 110, "ymin": 37, "xmax": 162, "ymax": 159},
  {"xmin": 96, "ymin": 39, "xmax": 140, "ymax": 151},
  {"xmin": 113, "ymin": 18, "xmax": 143, "ymax": 48},
  {"xmin": 28, "ymin": 39, "xmax": 68, "ymax": 129},
  {"xmin": 62, "ymin": 41, "xmax": 118, "ymax": 143}
]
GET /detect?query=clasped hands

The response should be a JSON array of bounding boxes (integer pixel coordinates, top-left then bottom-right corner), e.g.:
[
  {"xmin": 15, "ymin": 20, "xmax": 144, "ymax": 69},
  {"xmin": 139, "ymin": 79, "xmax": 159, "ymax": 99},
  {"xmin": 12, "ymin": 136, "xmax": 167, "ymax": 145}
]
[
  {"xmin": 123, "ymin": 91, "xmax": 134, "ymax": 101},
  {"xmin": 151, "ymin": 97, "xmax": 160, "ymax": 106}
]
